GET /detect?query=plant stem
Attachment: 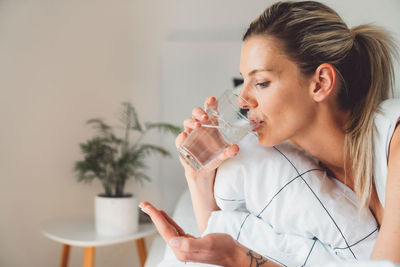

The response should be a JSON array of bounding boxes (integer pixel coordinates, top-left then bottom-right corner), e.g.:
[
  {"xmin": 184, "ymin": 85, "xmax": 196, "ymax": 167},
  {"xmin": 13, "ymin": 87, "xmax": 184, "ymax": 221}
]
[
  {"xmin": 101, "ymin": 181, "xmax": 113, "ymax": 197},
  {"xmin": 115, "ymin": 179, "xmax": 126, "ymax": 197},
  {"xmin": 124, "ymin": 107, "xmax": 131, "ymax": 153}
]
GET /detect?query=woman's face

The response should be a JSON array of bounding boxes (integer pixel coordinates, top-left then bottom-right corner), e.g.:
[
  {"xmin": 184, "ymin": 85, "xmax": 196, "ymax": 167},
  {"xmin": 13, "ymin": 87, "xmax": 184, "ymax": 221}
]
[{"xmin": 239, "ymin": 35, "xmax": 316, "ymax": 146}]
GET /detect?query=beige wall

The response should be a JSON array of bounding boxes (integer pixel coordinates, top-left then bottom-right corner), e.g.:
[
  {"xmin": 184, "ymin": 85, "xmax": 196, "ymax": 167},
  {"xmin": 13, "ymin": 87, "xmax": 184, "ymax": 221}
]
[
  {"xmin": 0, "ymin": 1, "xmax": 158, "ymax": 266},
  {"xmin": 0, "ymin": 1, "xmax": 399, "ymax": 267}
]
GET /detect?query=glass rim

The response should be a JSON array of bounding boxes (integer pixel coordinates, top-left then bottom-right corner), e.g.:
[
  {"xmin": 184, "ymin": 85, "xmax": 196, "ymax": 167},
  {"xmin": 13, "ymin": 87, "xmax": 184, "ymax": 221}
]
[{"xmin": 221, "ymin": 89, "xmax": 252, "ymax": 122}]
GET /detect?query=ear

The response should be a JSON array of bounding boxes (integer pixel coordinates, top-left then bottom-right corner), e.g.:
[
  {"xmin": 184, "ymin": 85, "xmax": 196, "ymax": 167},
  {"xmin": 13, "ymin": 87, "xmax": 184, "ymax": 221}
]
[{"xmin": 310, "ymin": 63, "xmax": 337, "ymax": 102}]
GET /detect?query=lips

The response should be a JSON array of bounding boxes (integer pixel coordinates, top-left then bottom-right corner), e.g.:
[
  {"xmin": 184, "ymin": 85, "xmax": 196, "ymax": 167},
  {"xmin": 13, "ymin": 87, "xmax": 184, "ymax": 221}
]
[
  {"xmin": 247, "ymin": 112, "xmax": 264, "ymax": 131},
  {"xmin": 250, "ymin": 120, "xmax": 264, "ymax": 131}
]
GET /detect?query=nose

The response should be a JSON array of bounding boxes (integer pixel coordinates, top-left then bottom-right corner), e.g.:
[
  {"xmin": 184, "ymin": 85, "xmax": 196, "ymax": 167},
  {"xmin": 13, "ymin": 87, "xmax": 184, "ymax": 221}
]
[{"xmin": 236, "ymin": 85, "xmax": 257, "ymax": 109}]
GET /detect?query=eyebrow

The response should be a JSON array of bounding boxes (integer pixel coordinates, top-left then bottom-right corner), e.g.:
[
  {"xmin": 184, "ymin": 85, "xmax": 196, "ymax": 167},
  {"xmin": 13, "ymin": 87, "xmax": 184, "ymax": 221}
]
[{"xmin": 240, "ymin": 68, "xmax": 275, "ymax": 76}]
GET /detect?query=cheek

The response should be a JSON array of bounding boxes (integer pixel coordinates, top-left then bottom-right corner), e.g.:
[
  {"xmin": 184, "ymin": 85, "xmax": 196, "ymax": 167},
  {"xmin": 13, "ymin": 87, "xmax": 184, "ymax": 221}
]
[
  {"xmin": 257, "ymin": 112, "xmax": 305, "ymax": 146},
  {"xmin": 256, "ymin": 85, "xmax": 314, "ymax": 145}
]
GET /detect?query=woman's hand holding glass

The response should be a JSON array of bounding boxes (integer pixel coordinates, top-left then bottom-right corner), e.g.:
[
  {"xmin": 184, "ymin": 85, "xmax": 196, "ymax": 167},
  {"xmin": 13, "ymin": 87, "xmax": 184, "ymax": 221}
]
[
  {"xmin": 175, "ymin": 96, "xmax": 240, "ymax": 233},
  {"xmin": 177, "ymin": 96, "xmax": 240, "ymax": 182}
]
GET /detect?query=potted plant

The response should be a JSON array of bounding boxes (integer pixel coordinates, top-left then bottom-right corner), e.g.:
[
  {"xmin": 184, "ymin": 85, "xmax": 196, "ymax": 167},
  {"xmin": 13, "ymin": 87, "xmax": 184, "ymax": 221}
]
[{"xmin": 74, "ymin": 102, "xmax": 181, "ymax": 236}]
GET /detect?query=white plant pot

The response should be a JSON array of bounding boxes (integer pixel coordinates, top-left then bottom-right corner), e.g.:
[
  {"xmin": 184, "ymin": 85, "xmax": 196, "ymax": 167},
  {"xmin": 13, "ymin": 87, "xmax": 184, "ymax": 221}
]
[{"xmin": 95, "ymin": 194, "xmax": 139, "ymax": 236}]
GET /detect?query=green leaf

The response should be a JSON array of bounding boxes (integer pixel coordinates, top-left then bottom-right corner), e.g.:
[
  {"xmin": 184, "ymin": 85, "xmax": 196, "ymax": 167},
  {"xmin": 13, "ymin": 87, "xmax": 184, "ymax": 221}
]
[
  {"xmin": 120, "ymin": 102, "xmax": 143, "ymax": 132},
  {"xmin": 145, "ymin": 122, "xmax": 182, "ymax": 136},
  {"xmin": 133, "ymin": 172, "xmax": 151, "ymax": 186},
  {"xmin": 136, "ymin": 144, "xmax": 171, "ymax": 157},
  {"xmin": 78, "ymin": 173, "xmax": 97, "ymax": 183},
  {"xmin": 86, "ymin": 118, "xmax": 112, "ymax": 136},
  {"xmin": 127, "ymin": 154, "xmax": 148, "ymax": 171}
]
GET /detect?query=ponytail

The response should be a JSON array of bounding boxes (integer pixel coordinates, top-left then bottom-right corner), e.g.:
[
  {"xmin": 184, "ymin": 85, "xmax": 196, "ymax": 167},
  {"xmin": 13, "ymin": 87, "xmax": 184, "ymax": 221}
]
[{"xmin": 341, "ymin": 25, "xmax": 397, "ymax": 209}]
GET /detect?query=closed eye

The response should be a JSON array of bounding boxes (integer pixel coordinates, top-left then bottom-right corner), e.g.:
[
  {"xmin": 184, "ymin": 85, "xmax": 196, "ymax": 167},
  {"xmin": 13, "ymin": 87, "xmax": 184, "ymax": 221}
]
[{"xmin": 256, "ymin": 81, "xmax": 270, "ymax": 89}]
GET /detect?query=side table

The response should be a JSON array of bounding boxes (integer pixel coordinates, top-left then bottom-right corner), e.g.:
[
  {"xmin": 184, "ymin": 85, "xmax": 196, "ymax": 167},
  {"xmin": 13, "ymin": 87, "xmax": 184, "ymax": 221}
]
[{"xmin": 40, "ymin": 216, "xmax": 157, "ymax": 267}]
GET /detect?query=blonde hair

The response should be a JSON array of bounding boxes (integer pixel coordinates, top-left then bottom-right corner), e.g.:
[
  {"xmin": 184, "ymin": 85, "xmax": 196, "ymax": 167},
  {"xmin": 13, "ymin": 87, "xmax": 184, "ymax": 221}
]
[{"xmin": 243, "ymin": 1, "xmax": 397, "ymax": 209}]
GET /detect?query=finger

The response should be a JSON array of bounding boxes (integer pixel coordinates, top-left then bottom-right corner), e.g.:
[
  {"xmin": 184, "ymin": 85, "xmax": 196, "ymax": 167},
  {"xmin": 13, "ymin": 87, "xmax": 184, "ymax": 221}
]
[
  {"xmin": 160, "ymin": 210, "xmax": 186, "ymax": 236},
  {"xmin": 204, "ymin": 96, "xmax": 218, "ymax": 110},
  {"xmin": 177, "ymin": 153, "xmax": 193, "ymax": 171},
  {"xmin": 184, "ymin": 233, "xmax": 196, "ymax": 238},
  {"xmin": 175, "ymin": 132, "xmax": 188, "ymax": 149},
  {"xmin": 139, "ymin": 202, "xmax": 179, "ymax": 241},
  {"xmin": 168, "ymin": 236, "xmax": 201, "ymax": 254},
  {"xmin": 183, "ymin": 118, "xmax": 201, "ymax": 133},
  {"xmin": 204, "ymin": 97, "xmax": 219, "ymax": 125},
  {"xmin": 175, "ymin": 132, "xmax": 197, "ymax": 171},
  {"xmin": 170, "ymin": 234, "xmax": 231, "ymax": 263},
  {"xmin": 169, "ymin": 235, "xmax": 218, "ymax": 258},
  {"xmin": 203, "ymin": 144, "xmax": 239, "ymax": 171},
  {"xmin": 223, "ymin": 144, "xmax": 240, "ymax": 158},
  {"xmin": 160, "ymin": 212, "xmax": 195, "ymax": 238},
  {"xmin": 192, "ymin": 107, "xmax": 208, "ymax": 122}
]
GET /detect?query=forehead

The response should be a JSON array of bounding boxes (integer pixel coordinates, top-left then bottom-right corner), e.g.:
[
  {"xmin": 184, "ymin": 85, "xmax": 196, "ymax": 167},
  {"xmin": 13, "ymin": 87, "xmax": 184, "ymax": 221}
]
[{"xmin": 240, "ymin": 36, "xmax": 288, "ymax": 75}]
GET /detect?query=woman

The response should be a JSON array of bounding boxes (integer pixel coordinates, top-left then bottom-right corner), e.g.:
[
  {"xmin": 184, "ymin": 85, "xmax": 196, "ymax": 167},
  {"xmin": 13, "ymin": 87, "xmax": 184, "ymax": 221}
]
[{"xmin": 140, "ymin": 1, "xmax": 400, "ymax": 266}]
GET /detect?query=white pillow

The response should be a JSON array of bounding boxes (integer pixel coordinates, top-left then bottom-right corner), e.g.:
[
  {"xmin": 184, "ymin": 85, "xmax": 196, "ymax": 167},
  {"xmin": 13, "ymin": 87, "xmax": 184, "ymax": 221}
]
[{"xmin": 207, "ymin": 134, "xmax": 378, "ymax": 266}]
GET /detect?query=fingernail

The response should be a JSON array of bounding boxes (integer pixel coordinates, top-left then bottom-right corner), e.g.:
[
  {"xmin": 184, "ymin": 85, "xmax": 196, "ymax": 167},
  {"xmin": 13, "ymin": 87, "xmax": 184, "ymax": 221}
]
[
  {"xmin": 169, "ymin": 238, "xmax": 180, "ymax": 248},
  {"xmin": 139, "ymin": 203, "xmax": 149, "ymax": 213},
  {"xmin": 201, "ymin": 114, "xmax": 207, "ymax": 121},
  {"xmin": 142, "ymin": 206, "xmax": 150, "ymax": 213}
]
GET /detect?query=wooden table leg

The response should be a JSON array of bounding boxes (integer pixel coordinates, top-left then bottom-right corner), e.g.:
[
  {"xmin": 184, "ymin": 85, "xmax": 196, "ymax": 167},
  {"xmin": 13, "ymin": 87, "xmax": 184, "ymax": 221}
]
[
  {"xmin": 83, "ymin": 246, "xmax": 95, "ymax": 267},
  {"xmin": 136, "ymin": 238, "xmax": 147, "ymax": 267},
  {"xmin": 60, "ymin": 244, "xmax": 71, "ymax": 267}
]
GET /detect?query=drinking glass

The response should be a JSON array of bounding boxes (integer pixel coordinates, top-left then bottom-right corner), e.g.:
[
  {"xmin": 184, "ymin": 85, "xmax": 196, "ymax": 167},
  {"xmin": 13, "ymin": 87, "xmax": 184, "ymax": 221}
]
[{"xmin": 178, "ymin": 88, "xmax": 253, "ymax": 171}]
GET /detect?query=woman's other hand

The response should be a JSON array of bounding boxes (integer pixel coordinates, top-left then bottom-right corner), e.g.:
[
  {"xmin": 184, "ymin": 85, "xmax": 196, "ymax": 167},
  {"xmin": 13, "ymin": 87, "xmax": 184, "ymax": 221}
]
[{"xmin": 140, "ymin": 201, "xmax": 240, "ymax": 267}]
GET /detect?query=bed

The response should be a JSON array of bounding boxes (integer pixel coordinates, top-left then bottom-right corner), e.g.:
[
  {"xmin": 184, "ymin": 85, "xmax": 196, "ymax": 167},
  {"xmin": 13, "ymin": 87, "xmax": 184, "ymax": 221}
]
[{"xmin": 144, "ymin": 188, "xmax": 399, "ymax": 267}]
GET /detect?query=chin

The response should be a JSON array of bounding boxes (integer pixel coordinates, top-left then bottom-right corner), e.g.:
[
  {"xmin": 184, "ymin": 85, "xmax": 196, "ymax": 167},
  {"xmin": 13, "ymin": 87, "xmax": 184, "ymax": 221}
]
[{"xmin": 257, "ymin": 132, "xmax": 279, "ymax": 147}]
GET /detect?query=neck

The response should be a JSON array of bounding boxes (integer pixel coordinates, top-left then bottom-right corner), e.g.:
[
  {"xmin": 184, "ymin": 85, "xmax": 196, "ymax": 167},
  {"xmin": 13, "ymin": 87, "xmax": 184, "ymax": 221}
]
[{"xmin": 289, "ymin": 104, "xmax": 352, "ymax": 188}]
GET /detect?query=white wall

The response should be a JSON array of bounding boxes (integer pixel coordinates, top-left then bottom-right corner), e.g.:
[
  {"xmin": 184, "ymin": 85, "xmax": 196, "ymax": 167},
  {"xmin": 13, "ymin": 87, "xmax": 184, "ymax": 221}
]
[
  {"xmin": 0, "ymin": 1, "xmax": 399, "ymax": 267},
  {"xmin": 0, "ymin": 1, "xmax": 148, "ymax": 267}
]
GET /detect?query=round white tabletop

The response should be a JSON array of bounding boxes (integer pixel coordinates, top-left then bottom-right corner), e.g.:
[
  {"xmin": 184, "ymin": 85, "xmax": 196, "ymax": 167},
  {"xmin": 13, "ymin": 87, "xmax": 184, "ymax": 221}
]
[{"xmin": 40, "ymin": 216, "xmax": 157, "ymax": 247}]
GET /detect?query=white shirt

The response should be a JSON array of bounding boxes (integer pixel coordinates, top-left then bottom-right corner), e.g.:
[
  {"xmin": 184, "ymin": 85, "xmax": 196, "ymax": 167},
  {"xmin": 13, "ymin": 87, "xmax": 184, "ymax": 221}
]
[{"xmin": 373, "ymin": 98, "xmax": 400, "ymax": 207}]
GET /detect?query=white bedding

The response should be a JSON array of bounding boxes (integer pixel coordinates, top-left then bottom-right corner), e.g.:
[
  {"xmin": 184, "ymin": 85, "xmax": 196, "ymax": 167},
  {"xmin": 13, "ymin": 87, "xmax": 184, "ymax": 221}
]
[
  {"xmin": 156, "ymin": 134, "xmax": 381, "ymax": 266},
  {"xmin": 152, "ymin": 190, "xmax": 398, "ymax": 267}
]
